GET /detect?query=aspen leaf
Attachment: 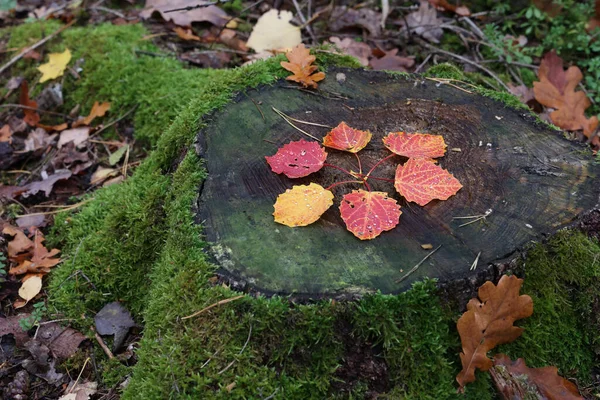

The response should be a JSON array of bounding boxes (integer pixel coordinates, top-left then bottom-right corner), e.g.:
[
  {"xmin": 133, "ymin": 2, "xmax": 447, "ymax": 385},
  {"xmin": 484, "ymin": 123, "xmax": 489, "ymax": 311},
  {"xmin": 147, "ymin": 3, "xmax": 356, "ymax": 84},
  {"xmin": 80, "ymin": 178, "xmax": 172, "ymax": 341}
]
[
  {"xmin": 383, "ymin": 132, "xmax": 446, "ymax": 159},
  {"xmin": 266, "ymin": 139, "xmax": 327, "ymax": 178},
  {"xmin": 394, "ymin": 158, "xmax": 462, "ymax": 206},
  {"xmin": 18, "ymin": 275, "xmax": 42, "ymax": 304},
  {"xmin": 38, "ymin": 49, "xmax": 71, "ymax": 83},
  {"xmin": 280, "ymin": 44, "xmax": 326, "ymax": 89},
  {"xmin": 456, "ymin": 275, "xmax": 533, "ymax": 389},
  {"xmin": 339, "ymin": 190, "xmax": 401, "ymax": 240},
  {"xmin": 247, "ymin": 10, "xmax": 302, "ymax": 52},
  {"xmin": 323, "ymin": 122, "xmax": 372, "ymax": 153},
  {"xmin": 273, "ymin": 183, "xmax": 334, "ymax": 227}
]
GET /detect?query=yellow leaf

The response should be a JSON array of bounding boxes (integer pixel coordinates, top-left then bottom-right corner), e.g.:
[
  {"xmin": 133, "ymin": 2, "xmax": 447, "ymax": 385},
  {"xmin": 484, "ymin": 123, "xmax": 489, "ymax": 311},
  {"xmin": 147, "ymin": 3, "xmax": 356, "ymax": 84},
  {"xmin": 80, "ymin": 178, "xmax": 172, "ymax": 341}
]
[
  {"xmin": 273, "ymin": 183, "xmax": 334, "ymax": 227},
  {"xmin": 18, "ymin": 276, "xmax": 42, "ymax": 304},
  {"xmin": 247, "ymin": 9, "xmax": 302, "ymax": 52},
  {"xmin": 38, "ymin": 49, "xmax": 72, "ymax": 83}
]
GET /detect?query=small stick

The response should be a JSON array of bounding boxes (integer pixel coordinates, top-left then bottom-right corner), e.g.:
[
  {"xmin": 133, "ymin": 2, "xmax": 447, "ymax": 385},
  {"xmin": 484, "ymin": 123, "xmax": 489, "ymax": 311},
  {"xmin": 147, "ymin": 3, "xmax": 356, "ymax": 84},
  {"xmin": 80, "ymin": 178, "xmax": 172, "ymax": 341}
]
[
  {"xmin": 245, "ymin": 94, "xmax": 265, "ymax": 121},
  {"xmin": 470, "ymin": 252, "xmax": 481, "ymax": 271},
  {"xmin": 272, "ymin": 107, "xmax": 331, "ymax": 128},
  {"xmin": 90, "ymin": 6, "xmax": 128, "ymax": 19},
  {"xmin": 0, "ymin": 20, "xmax": 76, "ymax": 76},
  {"xmin": 0, "ymin": 104, "xmax": 74, "ymax": 120},
  {"xmin": 396, "ymin": 245, "xmax": 442, "ymax": 283},
  {"xmin": 69, "ymin": 357, "xmax": 91, "ymax": 393},
  {"xmin": 425, "ymin": 78, "xmax": 473, "ymax": 94},
  {"xmin": 182, "ymin": 295, "xmax": 244, "ymax": 320},
  {"xmin": 165, "ymin": 0, "xmax": 233, "ymax": 13},
  {"xmin": 218, "ymin": 323, "xmax": 252, "ymax": 375},
  {"xmin": 16, "ymin": 199, "xmax": 93, "ymax": 218},
  {"xmin": 272, "ymin": 107, "xmax": 320, "ymax": 141},
  {"xmin": 95, "ymin": 333, "xmax": 114, "ymax": 359},
  {"xmin": 291, "ymin": 0, "xmax": 317, "ymax": 43}
]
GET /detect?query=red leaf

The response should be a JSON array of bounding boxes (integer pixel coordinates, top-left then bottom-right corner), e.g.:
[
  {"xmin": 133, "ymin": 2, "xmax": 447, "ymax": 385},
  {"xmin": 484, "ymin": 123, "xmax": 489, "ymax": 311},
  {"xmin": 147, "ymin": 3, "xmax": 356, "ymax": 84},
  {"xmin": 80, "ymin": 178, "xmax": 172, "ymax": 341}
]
[
  {"xmin": 394, "ymin": 158, "xmax": 462, "ymax": 206},
  {"xmin": 339, "ymin": 189, "xmax": 401, "ymax": 240},
  {"xmin": 265, "ymin": 139, "xmax": 327, "ymax": 178},
  {"xmin": 323, "ymin": 122, "xmax": 372, "ymax": 153},
  {"xmin": 383, "ymin": 132, "xmax": 447, "ymax": 159}
]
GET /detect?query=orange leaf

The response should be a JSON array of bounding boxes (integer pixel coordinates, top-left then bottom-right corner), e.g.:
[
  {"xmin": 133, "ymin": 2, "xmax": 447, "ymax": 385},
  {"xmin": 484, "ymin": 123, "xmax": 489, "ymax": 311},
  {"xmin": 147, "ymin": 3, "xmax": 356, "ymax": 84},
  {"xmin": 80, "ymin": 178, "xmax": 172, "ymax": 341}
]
[
  {"xmin": 2, "ymin": 225, "xmax": 34, "ymax": 259},
  {"xmin": 0, "ymin": 125, "xmax": 12, "ymax": 143},
  {"xmin": 173, "ymin": 27, "xmax": 201, "ymax": 41},
  {"xmin": 73, "ymin": 102, "xmax": 111, "ymax": 127},
  {"xmin": 273, "ymin": 183, "xmax": 334, "ymax": 227},
  {"xmin": 339, "ymin": 190, "xmax": 401, "ymax": 240},
  {"xmin": 394, "ymin": 158, "xmax": 462, "ymax": 206},
  {"xmin": 456, "ymin": 275, "xmax": 533, "ymax": 389},
  {"xmin": 19, "ymin": 81, "xmax": 40, "ymax": 126},
  {"xmin": 280, "ymin": 44, "xmax": 326, "ymax": 89},
  {"xmin": 428, "ymin": 0, "xmax": 470, "ymax": 16},
  {"xmin": 533, "ymin": 51, "xmax": 598, "ymax": 138},
  {"xmin": 383, "ymin": 132, "xmax": 446, "ymax": 159},
  {"xmin": 492, "ymin": 354, "xmax": 583, "ymax": 399},
  {"xmin": 323, "ymin": 122, "xmax": 372, "ymax": 153},
  {"xmin": 8, "ymin": 230, "xmax": 60, "ymax": 276}
]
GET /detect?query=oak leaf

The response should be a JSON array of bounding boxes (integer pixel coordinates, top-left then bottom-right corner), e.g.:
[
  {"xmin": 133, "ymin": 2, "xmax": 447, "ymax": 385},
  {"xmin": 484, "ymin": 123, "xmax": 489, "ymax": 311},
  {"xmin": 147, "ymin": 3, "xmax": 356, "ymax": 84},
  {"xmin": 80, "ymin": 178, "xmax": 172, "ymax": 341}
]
[
  {"xmin": 38, "ymin": 49, "xmax": 71, "ymax": 83},
  {"xmin": 2, "ymin": 225, "xmax": 34, "ymax": 259},
  {"xmin": 9, "ymin": 230, "xmax": 61, "ymax": 276},
  {"xmin": 456, "ymin": 275, "xmax": 533, "ymax": 389},
  {"xmin": 280, "ymin": 44, "xmax": 326, "ymax": 89},
  {"xmin": 383, "ymin": 132, "xmax": 446, "ymax": 159},
  {"xmin": 394, "ymin": 158, "xmax": 462, "ymax": 206},
  {"xmin": 339, "ymin": 190, "xmax": 401, "ymax": 240},
  {"xmin": 273, "ymin": 183, "xmax": 334, "ymax": 227},
  {"xmin": 265, "ymin": 139, "xmax": 327, "ymax": 178},
  {"xmin": 491, "ymin": 354, "xmax": 582, "ymax": 400},
  {"xmin": 533, "ymin": 51, "xmax": 598, "ymax": 138},
  {"xmin": 323, "ymin": 122, "xmax": 372, "ymax": 153}
]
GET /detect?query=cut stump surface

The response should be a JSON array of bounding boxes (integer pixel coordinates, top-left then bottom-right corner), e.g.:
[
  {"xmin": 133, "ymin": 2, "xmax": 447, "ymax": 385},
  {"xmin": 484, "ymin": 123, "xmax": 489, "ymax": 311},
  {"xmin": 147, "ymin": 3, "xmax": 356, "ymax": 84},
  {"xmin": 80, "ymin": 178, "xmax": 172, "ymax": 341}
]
[{"xmin": 196, "ymin": 68, "xmax": 600, "ymax": 296}]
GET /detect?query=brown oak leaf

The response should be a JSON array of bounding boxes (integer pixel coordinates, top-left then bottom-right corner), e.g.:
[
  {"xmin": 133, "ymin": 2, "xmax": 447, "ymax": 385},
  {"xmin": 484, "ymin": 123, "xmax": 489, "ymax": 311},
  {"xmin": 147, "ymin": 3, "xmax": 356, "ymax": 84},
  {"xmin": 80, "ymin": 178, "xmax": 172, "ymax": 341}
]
[
  {"xmin": 456, "ymin": 275, "xmax": 533, "ymax": 389},
  {"xmin": 280, "ymin": 44, "xmax": 326, "ymax": 89},
  {"xmin": 533, "ymin": 51, "xmax": 599, "ymax": 138},
  {"xmin": 9, "ymin": 230, "xmax": 61, "ymax": 276},
  {"xmin": 491, "ymin": 354, "xmax": 583, "ymax": 400}
]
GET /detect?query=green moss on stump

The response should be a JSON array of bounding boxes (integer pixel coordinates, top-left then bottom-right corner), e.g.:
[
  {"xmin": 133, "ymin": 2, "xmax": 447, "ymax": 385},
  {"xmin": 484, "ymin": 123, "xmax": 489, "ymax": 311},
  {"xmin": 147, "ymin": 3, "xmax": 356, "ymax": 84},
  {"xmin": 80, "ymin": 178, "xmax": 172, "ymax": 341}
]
[{"xmin": 5, "ymin": 21, "xmax": 595, "ymax": 398}]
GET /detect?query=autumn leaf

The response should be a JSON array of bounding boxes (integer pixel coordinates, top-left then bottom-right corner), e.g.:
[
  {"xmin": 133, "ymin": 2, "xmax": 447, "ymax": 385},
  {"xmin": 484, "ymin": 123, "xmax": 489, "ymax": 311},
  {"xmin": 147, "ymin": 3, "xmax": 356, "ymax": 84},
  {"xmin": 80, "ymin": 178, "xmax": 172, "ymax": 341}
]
[
  {"xmin": 394, "ymin": 158, "xmax": 462, "ymax": 206},
  {"xmin": 383, "ymin": 132, "xmax": 447, "ymax": 159},
  {"xmin": 38, "ymin": 49, "xmax": 71, "ymax": 83},
  {"xmin": 9, "ymin": 230, "xmax": 61, "ymax": 276},
  {"xmin": 265, "ymin": 139, "xmax": 327, "ymax": 178},
  {"xmin": 533, "ymin": 51, "xmax": 599, "ymax": 138},
  {"xmin": 339, "ymin": 190, "xmax": 401, "ymax": 240},
  {"xmin": 280, "ymin": 44, "xmax": 326, "ymax": 89},
  {"xmin": 19, "ymin": 81, "xmax": 40, "ymax": 126},
  {"xmin": 428, "ymin": 0, "xmax": 470, "ymax": 16},
  {"xmin": 273, "ymin": 183, "xmax": 334, "ymax": 227},
  {"xmin": 2, "ymin": 225, "xmax": 34, "ymax": 259},
  {"xmin": 0, "ymin": 124, "xmax": 12, "ymax": 143},
  {"xmin": 456, "ymin": 275, "xmax": 533, "ymax": 389},
  {"xmin": 73, "ymin": 102, "xmax": 111, "ymax": 128},
  {"xmin": 247, "ymin": 9, "xmax": 301, "ymax": 52},
  {"xmin": 323, "ymin": 122, "xmax": 372, "ymax": 153},
  {"xmin": 17, "ymin": 275, "xmax": 42, "ymax": 307},
  {"xmin": 491, "ymin": 354, "xmax": 583, "ymax": 400},
  {"xmin": 173, "ymin": 27, "xmax": 201, "ymax": 41}
]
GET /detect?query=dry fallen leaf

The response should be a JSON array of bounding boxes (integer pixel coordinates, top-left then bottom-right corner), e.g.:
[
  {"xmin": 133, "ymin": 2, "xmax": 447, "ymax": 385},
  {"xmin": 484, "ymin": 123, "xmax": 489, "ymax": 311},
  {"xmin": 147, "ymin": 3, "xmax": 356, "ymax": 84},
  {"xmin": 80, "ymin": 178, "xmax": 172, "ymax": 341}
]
[
  {"xmin": 9, "ymin": 230, "xmax": 61, "ymax": 276},
  {"xmin": 24, "ymin": 128, "xmax": 57, "ymax": 152},
  {"xmin": 140, "ymin": 0, "xmax": 230, "ymax": 27},
  {"xmin": 19, "ymin": 81, "xmax": 40, "ymax": 126},
  {"xmin": 0, "ymin": 124, "xmax": 12, "ymax": 143},
  {"xmin": 533, "ymin": 51, "xmax": 599, "ymax": 138},
  {"xmin": 73, "ymin": 101, "xmax": 111, "ymax": 127},
  {"xmin": 18, "ymin": 275, "xmax": 42, "ymax": 305},
  {"xmin": 456, "ymin": 275, "xmax": 534, "ymax": 389},
  {"xmin": 428, "ymin": 0, "xmax": 470, "ymax": 16},
  {"xmin": 247, "ymin": 9, "xmax": 302, "ymax": 52},
  {"xmin": 329, "ymin": 37, "xmax": 371, "ymax": 67},
  {"xmin": 57, "ymin": 127, "xmax": 90, "ymax": 149},
  {"xmin": 38, "ymin": 49, "xmax": 71, "ymax": 83},
  {"xmin": 91, "ymin": 167, "xmax": 120, "ymax": 186},
  {"xmin": 280, "ymin": 44, "xmax": 326, "ymax": 89},
  {"xmin": 369, "ymin": 49, "xmax": 415, "ymax": 72},
  {"xmin": 401, "ymin": 0, "xmax": 444, "ymax": 43},
  {"xmin": 3, "ymin": 225, "xmax": 34, "ymax": 258},
  {"xmin": 173, "ymin": 27, "xmax": 201, "ymax": 41},
  {"xmin": 329, "ymin": 6, "xmax": 382, "ymax": 37},
  {"xmin": 22, "ymin": 170, "xmax": 73, "ymax": 198},
  {"xmin": 273, "ymin": 183, "xmax": 334, "ymax": 227},
  {"xmin": 491, "ymin": 354, "xmax": 583, "ymax": 400}
]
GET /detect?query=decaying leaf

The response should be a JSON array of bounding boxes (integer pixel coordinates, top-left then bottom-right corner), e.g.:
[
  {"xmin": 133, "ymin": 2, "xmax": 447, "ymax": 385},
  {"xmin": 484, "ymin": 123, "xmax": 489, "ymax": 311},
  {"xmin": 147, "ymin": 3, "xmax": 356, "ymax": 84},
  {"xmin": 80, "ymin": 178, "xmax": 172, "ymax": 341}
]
[
  {"xmin": 18, "ymin": 276, "xmax": 42, "ymax": 305},
  {"xmin": 266, "ymin": 139, "xmax": 327, "ymax": 178},
  {"xmin": 20, "ymin": 81, "xmax": 40, "ymax": 126},
  {"xmin": 95, "ymin": 302, "xmax": 136, "ymax": 351},
  {"xmin": 247, "ymin": 9, "xmax": 302, "ymax": 52},
  {"xmin": 57, "ymin": 127, "xmax": 90, "ymax": 149},
  {"xmin": 0, "ymin": 124, "xmax": 12, "ymax": 143},
  {"xmin": 491, "ymin": 354, "xmax": 583, "ymax": 400},
  {"xmin": 91, "ymin": 167, "xmax": 120, "ymax": 186},
  {"xmin": 456, "ymin": 275, "xmax": 534, "ymax": 388},
  {"xmin": 401, "ymin": 0, "xmax": 444, "ymax": 43},
  {"xmin": 394, "ymin": 158, "xmax": 462, "ymax": 206},
  {"xmin": 9, "ymin": 230, "xmax": 61, "ymax": 275},
  {"xmin": 428, "ymin": 0, "xmax": 470, "ymax": 16},
  {"xmin": 59, "ymin": 381, "xmax": 98, "ymax": 400},
  {"xmin": 533, "ymin": 51, "xmax": 598, "ymax": 138},
  {"xmin": 140, "ymin": 0, "xmax": 230, "ymax": 27},
  {"xmin": 273, "ymin": 183, "xmax": 334, "ymax": 227},
  {"xmin": 329, "ymin": 36, "xmax": 371, "ymax": 67},
  {"xmin": 369, "ymin": 48, "xmax": 415, "ymax": 72},
  {"xmin": 339, "ymin": 190, "xmax": 401, "ymax": 240},
  {"xmin": 24, "ymin": 128, "xmax": 57, "ymax": 152},
  {"xmin": 22, "ymin": 170, "xmax": 72, "ymax": 198},
  {"xmin": 280, "ymin": 44, "xmax": 326, "ymax": 89},
  {"xmin": 329, "ymin": 6, "xmax": 382, "ymax": 37},
  {"xmin": 36, "ymin": 322, "xmax": 87, "ymax": 361},
  {"xmin": 38, "ymin": 49, "xmax": 71, "ymax": 83},
  {"xmin": 3, "ymin": 225, "xmax": 34, "ymax": 258},
  {"xmin": 323, "ymin": 122, "xmax": 372, "ymax": 153},
  {"xmin": 73, "ymin": 101, "xmax": 111, "ymax": 127},
  {"xmin": 383, "ymin": 132, "xmax": 447, "ymax": 159},
  {"xmin": 173, "ymin": 27, "xmax": 201, "ymax": 41}
]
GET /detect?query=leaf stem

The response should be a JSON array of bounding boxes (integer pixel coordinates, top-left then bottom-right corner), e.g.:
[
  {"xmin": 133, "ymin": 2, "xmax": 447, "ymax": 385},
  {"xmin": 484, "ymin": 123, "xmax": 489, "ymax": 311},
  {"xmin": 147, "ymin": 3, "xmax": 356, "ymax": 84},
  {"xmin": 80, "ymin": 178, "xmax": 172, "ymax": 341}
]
[
  {"xmin": 360, "ymin": 175, "xmax": 394, "ymax": 183},
  {"xmin": 354, "ymin": 153, "xmax": 362, "ymax": 175},
  {"xmin": 323, "ymin": 163, "xmax": 354, "ymax": 177},
  {"xmin": 326, "ymin": 180, "xmax": 362, "ymax": 190},
  {"xmin": 365, "ymin": 154, "xmax": 396, "ymax": 178}
]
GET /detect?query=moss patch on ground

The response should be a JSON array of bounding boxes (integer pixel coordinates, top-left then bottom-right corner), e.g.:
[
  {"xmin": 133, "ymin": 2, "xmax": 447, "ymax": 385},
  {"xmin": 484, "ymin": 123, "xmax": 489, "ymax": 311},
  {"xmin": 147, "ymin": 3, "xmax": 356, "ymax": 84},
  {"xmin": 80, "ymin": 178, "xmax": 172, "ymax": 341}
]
[{"xmin": 6, "ymin": 21, "xmax": 599, "ymax": 398}]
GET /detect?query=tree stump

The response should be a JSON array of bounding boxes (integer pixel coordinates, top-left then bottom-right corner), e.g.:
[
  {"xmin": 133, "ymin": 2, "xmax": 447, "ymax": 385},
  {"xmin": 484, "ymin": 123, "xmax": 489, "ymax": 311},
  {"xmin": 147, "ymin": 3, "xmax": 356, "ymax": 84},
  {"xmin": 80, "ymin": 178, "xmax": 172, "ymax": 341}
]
[{"xmin": 195, "ymin": 68, "xmax": 600, "ymax": 297}]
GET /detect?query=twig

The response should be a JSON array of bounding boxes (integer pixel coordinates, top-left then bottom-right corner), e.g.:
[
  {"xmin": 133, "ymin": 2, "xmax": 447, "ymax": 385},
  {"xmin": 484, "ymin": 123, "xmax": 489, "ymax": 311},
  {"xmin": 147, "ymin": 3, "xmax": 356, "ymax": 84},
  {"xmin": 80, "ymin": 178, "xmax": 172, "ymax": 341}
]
[
  {"xmin": 396, "ymin": 245, "xmax": 442, "ymax": 283},
  {"xmin": 272, "ymin": 107, "xmax": 321, "ymax": 141},
  {"xmin": 95, "ymin": 333, "xmax": 114, "ymax": 359},
  {"xmin": 90, "ymin": 6, "xmax": 128, "ymax": 19},
  {"xmin": 292, "ymin": 0, "xmax": 317, "ymax": 44},
  {"xmin": 0, "ymin": 20, "xmax": 76, "ymax": 76},
  {"xmin": 181, "ymin": 295, "xmax": 245, "ymax": 320},
  {"xmin": 92, "ymin": 104, "xmax": 138, "ymax": 138},
  {"xmin": 209, "ymin": 0, "xmax": 266, "ymax": 50},
  {"xmin": 415, "ymin": 39, "xmax": 510, "ymax": 91},
  {"xmin": 272, "ymin": 107, "xmax": 331, "ymax": 128},
  {"xmin": 201, "ymin": 349, "xmax": 220, "ymax": 368},
  {"xmin": 245, "ymin": 93, "xmax": 265, "ymax": 121},
  {"xmin": 165, "ymin": 0, "xmax": 233, "ymax": 13},
  {"xmin": 425, "ymin": 77, "xmax": 474, "ymax": 94},
  {"xmin": 414, "ymin": 53, "xmax": 432, "ymax": 74},
  {"xmin": 470, "ymin": 252, "xmax": 481, "ymax": 271},
  {"xmin": 453, "ymin": 209, "xmax": 493, "ymax": 227},
  {"xmin": 68, "ymin": 357, "xmax": 91, "ymax": 393},
  {"xmin": 0, "ymin": 104, "xmax": 74, "ymax": 120},
  {"xmin": 218, "ymin": 323, "xmax": 252, "ymax": 375},
  {"xmin": 16, "ymin": 199, "xmax": 93, "ymax": 218}
]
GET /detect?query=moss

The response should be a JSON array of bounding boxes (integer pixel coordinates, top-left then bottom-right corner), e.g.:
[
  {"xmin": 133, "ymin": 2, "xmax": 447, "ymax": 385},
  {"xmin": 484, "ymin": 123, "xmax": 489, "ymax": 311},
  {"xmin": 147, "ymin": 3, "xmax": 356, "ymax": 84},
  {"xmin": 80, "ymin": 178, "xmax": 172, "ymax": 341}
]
[
  {"xmin": 4, "ymin": 19, "xmax": 593, "ymax": 398},
  {"xmin": 424, "ymin": 63, "xmax": 467, "ymax": 81},
  {"xmin": 102, "ymin": 358, "xmax": 132, "ymax": 388}
]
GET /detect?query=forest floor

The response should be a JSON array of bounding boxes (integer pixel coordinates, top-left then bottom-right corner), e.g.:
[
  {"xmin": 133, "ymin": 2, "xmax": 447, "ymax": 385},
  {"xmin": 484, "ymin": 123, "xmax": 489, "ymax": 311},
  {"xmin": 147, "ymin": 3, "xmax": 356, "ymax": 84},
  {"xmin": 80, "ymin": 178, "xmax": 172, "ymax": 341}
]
[{"xmin": 1, "ymin": 0, "xmax": 600, "ymax": 399}]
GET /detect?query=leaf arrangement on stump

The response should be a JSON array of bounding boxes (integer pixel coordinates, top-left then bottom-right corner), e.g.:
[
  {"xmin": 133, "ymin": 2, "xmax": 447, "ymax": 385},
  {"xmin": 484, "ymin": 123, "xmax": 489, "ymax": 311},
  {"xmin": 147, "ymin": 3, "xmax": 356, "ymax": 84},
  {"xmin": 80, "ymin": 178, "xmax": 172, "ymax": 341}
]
[{"xmin": 265, "ymin": 122, "xmax": 463, "ymax": 240}]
